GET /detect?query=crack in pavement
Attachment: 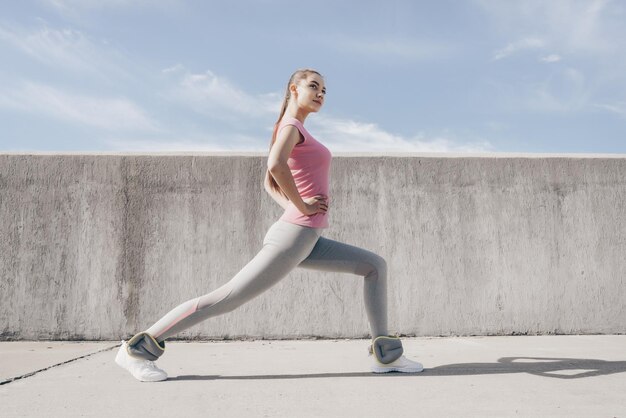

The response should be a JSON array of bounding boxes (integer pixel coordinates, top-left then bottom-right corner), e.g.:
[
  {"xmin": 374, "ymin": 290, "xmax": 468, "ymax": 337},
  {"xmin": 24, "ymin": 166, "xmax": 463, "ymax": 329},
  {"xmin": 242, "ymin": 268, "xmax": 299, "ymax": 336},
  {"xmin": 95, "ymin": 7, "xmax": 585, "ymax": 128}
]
[{"xmin": 0, "ymin": 344, "xmax": 119, "ymax": 386}]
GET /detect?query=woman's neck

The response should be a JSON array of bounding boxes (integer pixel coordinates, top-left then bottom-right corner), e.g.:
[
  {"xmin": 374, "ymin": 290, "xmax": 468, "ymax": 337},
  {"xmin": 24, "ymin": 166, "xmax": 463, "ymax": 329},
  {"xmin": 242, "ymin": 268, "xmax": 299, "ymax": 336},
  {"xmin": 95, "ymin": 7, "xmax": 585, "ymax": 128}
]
[{"xmin": 284, "ymin": 105, "xmax": 309, "ymax": 124}]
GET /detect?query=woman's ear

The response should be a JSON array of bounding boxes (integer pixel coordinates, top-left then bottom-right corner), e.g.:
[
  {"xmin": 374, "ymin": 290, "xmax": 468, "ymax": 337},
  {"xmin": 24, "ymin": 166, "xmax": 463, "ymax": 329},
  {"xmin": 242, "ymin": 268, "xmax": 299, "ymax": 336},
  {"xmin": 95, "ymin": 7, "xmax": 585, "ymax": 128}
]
[{"xmin": 289, "ymin": 83, "xmax": 298, "ymax": 97}]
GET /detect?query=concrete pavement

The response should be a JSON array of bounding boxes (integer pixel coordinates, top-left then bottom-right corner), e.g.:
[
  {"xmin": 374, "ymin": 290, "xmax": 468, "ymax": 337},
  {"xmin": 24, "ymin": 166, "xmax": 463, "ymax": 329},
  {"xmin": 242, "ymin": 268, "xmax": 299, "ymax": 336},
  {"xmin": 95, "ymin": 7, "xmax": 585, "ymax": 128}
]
[{"xmin": 1, "ymin": 335, "xmax": 625, "ymax": 417}]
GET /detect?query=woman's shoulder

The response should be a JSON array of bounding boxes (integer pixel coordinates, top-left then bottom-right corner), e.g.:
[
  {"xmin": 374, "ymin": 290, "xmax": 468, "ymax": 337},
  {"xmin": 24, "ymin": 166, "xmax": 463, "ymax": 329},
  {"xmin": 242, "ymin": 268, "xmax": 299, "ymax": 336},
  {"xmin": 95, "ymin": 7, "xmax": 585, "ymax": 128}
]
[
  {"xmin": 278, "ymin": 116, "xmax": 304, "ymax": 129},
  {"xmin": 277, "ymin": 117, "xmax": 307, "ymax": 143}
]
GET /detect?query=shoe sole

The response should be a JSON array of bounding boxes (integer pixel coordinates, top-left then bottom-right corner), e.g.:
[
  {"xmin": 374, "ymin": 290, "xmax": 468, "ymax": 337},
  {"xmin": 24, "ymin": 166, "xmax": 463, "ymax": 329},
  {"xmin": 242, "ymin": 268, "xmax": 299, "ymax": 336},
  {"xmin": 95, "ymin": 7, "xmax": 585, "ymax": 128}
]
[{"xmin": 371, "ymin": 366, "xmax": 424, "ymax": 373}]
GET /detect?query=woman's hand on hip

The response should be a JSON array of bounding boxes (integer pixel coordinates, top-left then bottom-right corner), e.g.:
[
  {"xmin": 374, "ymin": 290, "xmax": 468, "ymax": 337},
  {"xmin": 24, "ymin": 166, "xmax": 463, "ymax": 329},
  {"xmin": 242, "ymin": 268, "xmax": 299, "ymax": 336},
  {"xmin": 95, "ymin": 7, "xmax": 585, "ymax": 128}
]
[{"xmin": 302, "ymin": 195, "xmax": 329, "ymax": 216}]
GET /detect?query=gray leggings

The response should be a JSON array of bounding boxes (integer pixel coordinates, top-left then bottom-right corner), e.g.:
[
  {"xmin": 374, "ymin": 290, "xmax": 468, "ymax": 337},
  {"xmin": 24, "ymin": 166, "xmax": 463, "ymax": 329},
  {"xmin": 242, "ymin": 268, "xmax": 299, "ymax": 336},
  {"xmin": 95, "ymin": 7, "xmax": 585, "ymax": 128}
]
[{"xmin": 144, "ymin": 219, "xmax": 388, "ymax": 343}]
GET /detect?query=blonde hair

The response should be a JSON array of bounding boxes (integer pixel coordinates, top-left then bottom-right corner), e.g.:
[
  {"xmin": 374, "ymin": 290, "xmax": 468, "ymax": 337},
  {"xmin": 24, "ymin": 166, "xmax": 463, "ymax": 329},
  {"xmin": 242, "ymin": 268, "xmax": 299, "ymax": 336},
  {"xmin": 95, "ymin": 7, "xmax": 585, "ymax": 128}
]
[{"xmin": 267, "ymin": 68, "xmax": 323, "ymax": 199}]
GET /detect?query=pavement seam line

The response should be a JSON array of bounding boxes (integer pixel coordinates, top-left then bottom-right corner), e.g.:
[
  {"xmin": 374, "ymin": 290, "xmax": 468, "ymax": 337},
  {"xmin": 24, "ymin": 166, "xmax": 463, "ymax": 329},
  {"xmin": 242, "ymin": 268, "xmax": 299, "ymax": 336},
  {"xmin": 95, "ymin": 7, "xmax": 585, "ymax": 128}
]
[{"xmin": 0, "ymin": 344, "xmax": 120, "ymax": 386}]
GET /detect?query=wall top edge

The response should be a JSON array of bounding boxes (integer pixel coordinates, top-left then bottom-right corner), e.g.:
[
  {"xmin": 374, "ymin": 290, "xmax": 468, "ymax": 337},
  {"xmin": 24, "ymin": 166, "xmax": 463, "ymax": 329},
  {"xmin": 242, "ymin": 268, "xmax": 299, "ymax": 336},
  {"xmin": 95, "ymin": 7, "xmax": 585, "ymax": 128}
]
[{"xmin": 1, "ymin": 151, "xmax": 626, "ymax": 159}]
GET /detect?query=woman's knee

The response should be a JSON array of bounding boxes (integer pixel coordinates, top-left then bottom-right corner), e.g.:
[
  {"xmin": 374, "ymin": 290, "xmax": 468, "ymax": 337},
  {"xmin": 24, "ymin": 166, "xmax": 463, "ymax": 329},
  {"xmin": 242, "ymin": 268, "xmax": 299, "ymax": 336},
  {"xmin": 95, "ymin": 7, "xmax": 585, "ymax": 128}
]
[{"xmin": 362, "ymin": 254, "xmax": 387, "ymax": 281}]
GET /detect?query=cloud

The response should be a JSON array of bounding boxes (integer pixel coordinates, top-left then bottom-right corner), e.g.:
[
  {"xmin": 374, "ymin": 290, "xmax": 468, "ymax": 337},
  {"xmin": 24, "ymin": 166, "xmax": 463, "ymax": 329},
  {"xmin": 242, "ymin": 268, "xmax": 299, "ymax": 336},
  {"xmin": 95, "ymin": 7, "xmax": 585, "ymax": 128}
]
[
  {"xmin": 0, "ymin": 81, "xmax": 160, "ymax": 132},
  {"xmin": 99, "ymin": 101, "xmax": 495, "ymax": 153},
  {"xmin": 102, "ymin": 115, "xmax": 495, "ymax": 153},
  {"xmin": 164, "ymin": 69, "xmax": 282, "ymax": 120},
  {"xmin": 0, "ymin": 21, "xmax": 129, "ymax": 79},
  {"xmin": 518, "ymin": 68, "xmax": 589, "ymax": 113},
  {"xmin": 158, "ymin": 68, "xmax": 492, "ymax": 153},
  {"xmin": 593, "ymin": 101, "xmax": 626, "ymax": 118},
  {"xmin": 309, "ymin": 115, "xmax": 493, "ymax": 153},
  {"xmin": 103, "ymin": 133, "xmax": 267, "ymax": 152},
  {"xmin": 540, "ymin": 54, "xmax": 562, "ymax": 63},
  {"xmin": 161, "ymin": 63, "xmax": 184, "ymax": 74},
  {"xmin": 477, "ymin": 1, "xmax": 626, "ymax": 117},
  {"xmin": 492, "ymin": 37, "xmax": 546, "ymax": 60},
  {"xmin": 477, "ymin": 0, "xmax": 621, "ymax": 56}
]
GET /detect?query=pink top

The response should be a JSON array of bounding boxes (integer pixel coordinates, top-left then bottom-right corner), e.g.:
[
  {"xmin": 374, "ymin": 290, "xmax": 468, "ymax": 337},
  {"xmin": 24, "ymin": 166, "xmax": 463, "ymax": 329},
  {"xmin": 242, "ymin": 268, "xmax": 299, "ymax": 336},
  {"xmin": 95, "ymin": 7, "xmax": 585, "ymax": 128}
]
[{"xmin": 276, "ymin": 117, "xmax": 332, "ymax": 229}]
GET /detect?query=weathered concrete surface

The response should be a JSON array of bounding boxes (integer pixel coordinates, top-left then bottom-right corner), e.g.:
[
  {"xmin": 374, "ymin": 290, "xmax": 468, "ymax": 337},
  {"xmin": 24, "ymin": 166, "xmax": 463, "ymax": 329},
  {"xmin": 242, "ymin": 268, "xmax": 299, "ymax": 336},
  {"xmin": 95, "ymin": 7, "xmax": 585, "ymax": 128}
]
[
  {"xmin": 0, "ymin": 341, "xmax": 118, "ymax": 383},
  {"xmin": 1, "ymin": 336, "xmax": 625, "ymax": 417},
  {"xmin": 1, "ymin": 153, "xmax": 625, "ymax": 340}
]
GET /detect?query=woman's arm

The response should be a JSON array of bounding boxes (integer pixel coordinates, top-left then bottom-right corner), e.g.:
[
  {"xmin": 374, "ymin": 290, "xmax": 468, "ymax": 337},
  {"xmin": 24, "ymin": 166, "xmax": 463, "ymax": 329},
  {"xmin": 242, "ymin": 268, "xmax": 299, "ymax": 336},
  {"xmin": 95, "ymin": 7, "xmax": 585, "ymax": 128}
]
[
  {"xmin": 267, "ymin": 125, "xmax": 308, "ymax": 214},
  {"xmin": 264, "ymin": 170, "xmax": 290, "ymax": 210}
]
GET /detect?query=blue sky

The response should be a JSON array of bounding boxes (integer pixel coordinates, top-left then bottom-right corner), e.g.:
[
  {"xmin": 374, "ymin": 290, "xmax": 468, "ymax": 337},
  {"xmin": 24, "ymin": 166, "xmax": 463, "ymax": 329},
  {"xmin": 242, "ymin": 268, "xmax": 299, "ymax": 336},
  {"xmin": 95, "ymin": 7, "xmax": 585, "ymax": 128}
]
[{"xmin": 1, "ymin": 0, "xmax": 625, "ymax": 154}]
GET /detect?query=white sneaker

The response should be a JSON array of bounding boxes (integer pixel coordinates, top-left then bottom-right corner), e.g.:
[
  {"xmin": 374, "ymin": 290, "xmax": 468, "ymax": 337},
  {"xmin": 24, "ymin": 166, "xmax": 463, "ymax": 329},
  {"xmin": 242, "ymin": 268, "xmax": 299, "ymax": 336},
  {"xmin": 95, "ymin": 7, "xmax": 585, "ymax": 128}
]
[
  {"xmin": 115, "ymin": 340, "xmax": 168, "ymax": 382},
  {"xmin": 370, "ymin": 354, "xmax": 424, "ymax": 374}
]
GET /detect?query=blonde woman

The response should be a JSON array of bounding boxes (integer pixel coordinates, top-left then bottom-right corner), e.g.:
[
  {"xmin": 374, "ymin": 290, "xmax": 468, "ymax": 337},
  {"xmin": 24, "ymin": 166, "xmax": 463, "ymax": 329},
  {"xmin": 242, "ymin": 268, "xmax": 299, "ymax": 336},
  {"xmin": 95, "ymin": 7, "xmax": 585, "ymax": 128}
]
[{"xmin": 115, "ymin": 69, "xmax": 424, "ymax": 381}]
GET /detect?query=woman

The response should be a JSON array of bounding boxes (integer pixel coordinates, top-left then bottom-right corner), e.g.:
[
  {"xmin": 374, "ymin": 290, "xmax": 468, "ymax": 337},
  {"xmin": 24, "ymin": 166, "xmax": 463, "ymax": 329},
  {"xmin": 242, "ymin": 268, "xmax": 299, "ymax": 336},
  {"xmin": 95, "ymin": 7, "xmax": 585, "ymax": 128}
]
[{"xmin": 115, "ymin": 68, "xmax": 423, "ymax": 381}]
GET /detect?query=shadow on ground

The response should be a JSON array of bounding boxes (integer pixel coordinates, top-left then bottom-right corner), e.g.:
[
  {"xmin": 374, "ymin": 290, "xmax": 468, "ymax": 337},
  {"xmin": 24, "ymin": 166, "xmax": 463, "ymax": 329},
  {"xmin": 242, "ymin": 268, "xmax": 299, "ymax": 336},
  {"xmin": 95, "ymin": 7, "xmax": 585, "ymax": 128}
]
[{"xmin": 167, "ymin": 357, "xmax": 626, "ymax": 382}]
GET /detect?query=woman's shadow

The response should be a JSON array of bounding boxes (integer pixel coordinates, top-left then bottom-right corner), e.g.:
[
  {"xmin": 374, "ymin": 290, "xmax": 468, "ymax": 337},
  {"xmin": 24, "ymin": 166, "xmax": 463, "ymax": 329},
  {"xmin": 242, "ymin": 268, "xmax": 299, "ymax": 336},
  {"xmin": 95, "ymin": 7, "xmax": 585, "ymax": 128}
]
[
  {"xmin": 429, "ymin": 357, "xmax": 626, "ymax": 379},
  {"xmin": 167, "ymin": 357, "xmax": 626, "ymax": 381}
]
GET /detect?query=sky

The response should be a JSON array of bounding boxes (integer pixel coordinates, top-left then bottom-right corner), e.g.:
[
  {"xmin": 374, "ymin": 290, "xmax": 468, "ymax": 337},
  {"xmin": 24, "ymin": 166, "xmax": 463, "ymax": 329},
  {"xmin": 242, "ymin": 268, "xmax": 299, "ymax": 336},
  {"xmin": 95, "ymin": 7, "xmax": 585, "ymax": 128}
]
[{"xmin": 1, "ymin": 0, "xmax": 625, "ymax": 154}]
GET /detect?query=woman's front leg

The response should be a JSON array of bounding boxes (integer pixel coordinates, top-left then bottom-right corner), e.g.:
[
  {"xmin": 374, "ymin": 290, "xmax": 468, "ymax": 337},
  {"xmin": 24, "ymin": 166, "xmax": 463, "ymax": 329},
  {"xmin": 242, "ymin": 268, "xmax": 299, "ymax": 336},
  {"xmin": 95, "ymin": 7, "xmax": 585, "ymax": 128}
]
[
  {"xmin": 297, "ymin": 236, "xmax": 389, "ymax": 338},
  {"xmin": 298, "ymin": 235, "xmax": 424, "ymax": 372}
]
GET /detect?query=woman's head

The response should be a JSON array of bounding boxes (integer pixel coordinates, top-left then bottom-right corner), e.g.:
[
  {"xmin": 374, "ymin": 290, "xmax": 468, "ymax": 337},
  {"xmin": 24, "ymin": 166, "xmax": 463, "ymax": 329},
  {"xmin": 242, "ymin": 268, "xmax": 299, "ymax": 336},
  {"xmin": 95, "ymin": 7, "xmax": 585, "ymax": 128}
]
[
  {"xmin": 270, "ymin": 68, "xmax": 325, "ymax": 143},
  {"xmin": 285, "ymin": 69, "xmax": 326, "ymax": 113},
  {"xmin": 275, "ymin": 69, "xmax": 325, "ymax": 124}
]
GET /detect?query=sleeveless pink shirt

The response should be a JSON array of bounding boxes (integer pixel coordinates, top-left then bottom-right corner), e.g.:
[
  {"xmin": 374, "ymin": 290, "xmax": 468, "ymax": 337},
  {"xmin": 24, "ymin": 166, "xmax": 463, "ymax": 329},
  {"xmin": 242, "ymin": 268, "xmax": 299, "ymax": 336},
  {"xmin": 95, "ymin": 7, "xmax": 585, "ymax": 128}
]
[{"xmin": 276, "ymin": 117, "xmax": 332, "ymax": 228}]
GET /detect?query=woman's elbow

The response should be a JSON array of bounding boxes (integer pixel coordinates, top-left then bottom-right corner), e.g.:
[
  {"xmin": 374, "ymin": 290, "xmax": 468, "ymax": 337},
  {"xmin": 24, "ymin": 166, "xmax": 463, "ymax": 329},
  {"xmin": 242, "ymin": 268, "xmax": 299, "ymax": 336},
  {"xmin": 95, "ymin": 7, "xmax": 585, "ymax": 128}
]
[{"xmin": 268, "ymin": 162, "xmax": 285, "ymax": 174}]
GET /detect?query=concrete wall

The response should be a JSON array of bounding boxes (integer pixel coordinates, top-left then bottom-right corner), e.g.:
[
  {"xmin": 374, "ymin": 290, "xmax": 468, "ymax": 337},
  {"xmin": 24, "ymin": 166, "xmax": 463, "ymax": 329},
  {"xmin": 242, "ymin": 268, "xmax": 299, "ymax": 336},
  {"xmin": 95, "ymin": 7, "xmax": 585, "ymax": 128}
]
[{"xmin": 1, "ymin": 153, "xmax": 625, "ymax": 341}]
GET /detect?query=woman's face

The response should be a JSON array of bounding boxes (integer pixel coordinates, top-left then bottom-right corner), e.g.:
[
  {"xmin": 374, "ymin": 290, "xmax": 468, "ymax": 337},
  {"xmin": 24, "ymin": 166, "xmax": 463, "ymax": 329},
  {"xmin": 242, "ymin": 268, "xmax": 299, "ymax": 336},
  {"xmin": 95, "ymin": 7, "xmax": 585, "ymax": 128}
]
[{"xmin": 291, "ymin": 73, "xmax": 326, "ymax": 113}]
